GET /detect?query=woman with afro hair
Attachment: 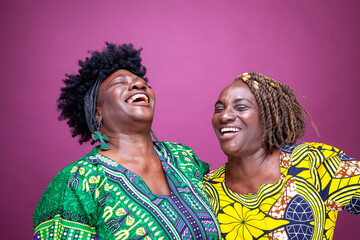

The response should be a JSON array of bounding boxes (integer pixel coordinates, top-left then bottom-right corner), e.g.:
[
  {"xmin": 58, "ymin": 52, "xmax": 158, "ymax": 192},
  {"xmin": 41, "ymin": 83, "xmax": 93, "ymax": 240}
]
[
  {"xmin": 205, "ymin": 72, "xmax": 360, "ymax": 240},
  {"xmin": 33, "ymin": 42, "xmax": 221, "ymax": 240}
]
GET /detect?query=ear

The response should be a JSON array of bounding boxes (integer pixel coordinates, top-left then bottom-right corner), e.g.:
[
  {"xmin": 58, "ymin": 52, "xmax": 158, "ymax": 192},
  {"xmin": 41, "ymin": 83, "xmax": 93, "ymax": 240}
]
[
  {"xmin": 268, "ymin": 144, "xmax": 274, "ymax": 154},
  {"xmin": 95, "ymin": 107, "xmax": 102, "ymax": 126}
]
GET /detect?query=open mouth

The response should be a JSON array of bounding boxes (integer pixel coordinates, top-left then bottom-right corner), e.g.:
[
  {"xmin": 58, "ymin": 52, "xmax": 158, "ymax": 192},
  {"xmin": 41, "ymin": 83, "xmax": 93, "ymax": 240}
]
[
  {"xmin": 220, "ymin": 127, "xmax": 240, "ymax": 136},
  {"xmin": 126, "ymin": 93, "xmax": 149, "ymax": 104}
]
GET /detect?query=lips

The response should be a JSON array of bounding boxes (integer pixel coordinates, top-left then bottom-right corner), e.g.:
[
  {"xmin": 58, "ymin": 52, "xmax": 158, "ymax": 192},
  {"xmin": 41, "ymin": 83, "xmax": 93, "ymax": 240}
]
[{"xmin": 126, "ymin": 93, "xmax": 149, "ymax": 104}]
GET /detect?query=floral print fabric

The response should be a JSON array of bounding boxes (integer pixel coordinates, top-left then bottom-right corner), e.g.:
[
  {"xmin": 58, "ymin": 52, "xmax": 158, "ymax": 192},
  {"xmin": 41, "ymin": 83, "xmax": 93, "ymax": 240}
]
[{"xmin": 204, "ymin": 143, "xmax": 360, "ymax": 240}]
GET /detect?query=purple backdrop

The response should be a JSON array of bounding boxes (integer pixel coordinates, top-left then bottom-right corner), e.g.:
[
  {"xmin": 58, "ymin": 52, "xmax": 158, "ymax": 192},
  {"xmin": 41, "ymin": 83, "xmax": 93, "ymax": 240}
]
[{"xmin": 1, "ymin": 0, "xmax": 359, "ymax": 239}]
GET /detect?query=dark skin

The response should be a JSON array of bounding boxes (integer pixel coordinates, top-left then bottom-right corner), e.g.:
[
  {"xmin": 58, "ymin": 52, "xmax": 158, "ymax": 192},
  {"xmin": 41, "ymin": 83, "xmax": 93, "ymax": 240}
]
[
  {"xmin": 212, "ymin": 81, "xmax": 281, "ymax": 194},
  {"xmin": 95, "ymin": 69, "xmax": 171, "ymax": 196}
]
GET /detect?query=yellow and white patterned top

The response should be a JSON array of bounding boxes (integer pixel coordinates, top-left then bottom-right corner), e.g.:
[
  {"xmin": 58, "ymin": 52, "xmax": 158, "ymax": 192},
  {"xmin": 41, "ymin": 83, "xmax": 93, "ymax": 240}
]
[{"xmin": 204, "ymin": 143, "xmax": 360, "ymax": 240}]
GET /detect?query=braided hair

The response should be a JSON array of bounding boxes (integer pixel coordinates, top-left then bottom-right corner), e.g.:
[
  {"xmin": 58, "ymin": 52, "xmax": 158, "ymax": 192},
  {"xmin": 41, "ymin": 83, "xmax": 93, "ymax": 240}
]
[
  {"xmin": 57, "ymin": 42, "xmax": 147, "ymax": 144},
  {"xmin": 235, "ymin": 72, "xmax": 317, "ymax": 149}
]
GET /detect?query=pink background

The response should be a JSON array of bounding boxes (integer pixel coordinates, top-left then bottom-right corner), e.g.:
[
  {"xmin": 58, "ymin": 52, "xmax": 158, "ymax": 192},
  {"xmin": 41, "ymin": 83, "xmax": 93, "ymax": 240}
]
[{"xmin": 1, "ymin": 0, "xmax": 359, "ymax": 239}]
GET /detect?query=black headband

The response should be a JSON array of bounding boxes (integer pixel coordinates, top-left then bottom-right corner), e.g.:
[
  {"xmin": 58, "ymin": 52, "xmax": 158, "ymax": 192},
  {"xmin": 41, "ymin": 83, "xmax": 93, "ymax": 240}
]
[{"xmin": 84, "ymin": 77, "xmax": 102, "ymax": 134}]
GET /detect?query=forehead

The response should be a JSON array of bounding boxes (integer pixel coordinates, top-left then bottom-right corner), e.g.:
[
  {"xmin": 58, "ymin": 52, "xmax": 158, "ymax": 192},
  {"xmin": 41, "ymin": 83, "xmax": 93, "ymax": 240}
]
[
  {"xmin": 100, "ymin": 69, "xmax": 142, "ymax": 88},
  {"xmin": 98, "ymin": 69, "xmax": 141, "ymax": 95},
  {"xmin": 104, "ymin": 69, "xmax": 139, "ymax": 83},
  {"xmin": 218, "ymin": 80, "xmax": 256, "ymax": 102}
]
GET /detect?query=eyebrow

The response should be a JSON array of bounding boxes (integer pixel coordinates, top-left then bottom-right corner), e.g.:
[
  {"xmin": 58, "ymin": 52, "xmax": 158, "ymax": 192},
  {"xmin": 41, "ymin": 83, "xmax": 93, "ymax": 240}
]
[
  {"xmin": 214, "ymin": 98, "xmax": 253, "ymax": 106},
  {"xmin": 107, "ymin": 75, "xmax": 125, "ymax": 86},
  {"xmin": 109, "ymin": 75, "xmax": 142, "ymax": 85},
  {"xmin": 234, "ymin": 98, "xmax": 252, "ymax": 104},
  {"xmin": 112, "ymin": 75, "xmax": 128, "ymax": 81},
  {"xmin": 215, "ymin": 100, "xmax": 224, "ymax": 106}
]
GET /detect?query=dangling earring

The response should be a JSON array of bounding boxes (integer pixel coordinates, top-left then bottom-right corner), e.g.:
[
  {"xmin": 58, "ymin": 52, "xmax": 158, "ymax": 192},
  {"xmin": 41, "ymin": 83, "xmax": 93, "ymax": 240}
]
[{"xmin": 92, "ymin": 121, "xmax": 111, "ymax": 150}]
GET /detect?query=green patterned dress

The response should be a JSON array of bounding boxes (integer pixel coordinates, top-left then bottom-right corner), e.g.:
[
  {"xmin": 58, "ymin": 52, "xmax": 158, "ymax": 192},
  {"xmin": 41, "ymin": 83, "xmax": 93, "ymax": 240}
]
[{"xmin": 33, "ymin": 142, "xmax": 221, "ymax": 240}]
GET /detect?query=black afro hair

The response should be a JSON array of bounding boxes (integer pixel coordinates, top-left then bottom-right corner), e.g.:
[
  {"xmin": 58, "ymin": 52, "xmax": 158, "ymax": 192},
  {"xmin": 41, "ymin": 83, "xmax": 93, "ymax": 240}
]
[{"xmin": 57, "ymin": 42, "xmax": 147, "ymax": 144}]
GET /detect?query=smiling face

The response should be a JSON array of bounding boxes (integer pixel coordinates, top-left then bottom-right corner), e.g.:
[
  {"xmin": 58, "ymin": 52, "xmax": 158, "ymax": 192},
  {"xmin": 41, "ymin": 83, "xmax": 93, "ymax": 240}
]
[
  {"xmin": 212, "ymin": 80, "xmax": 264, "ymax": 157},
  {"xmin": 96, "ymin": 69, "xmax": 155, "ymax": 134}
]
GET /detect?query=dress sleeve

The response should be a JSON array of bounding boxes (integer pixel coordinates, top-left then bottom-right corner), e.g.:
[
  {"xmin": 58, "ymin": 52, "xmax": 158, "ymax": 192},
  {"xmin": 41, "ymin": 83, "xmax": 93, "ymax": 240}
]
[
  {"xmin": 162, "ymin": 141, "xmax": 210, "ymax": 196},
  {"xmin": 181, "ymin": 144, "xmax": 210, "ymax": 176},
  {"xmin": 308, "ymin": 143, "xmax": 360, "ymax": 214},
  {"xmin": 168, "ymin": 142, "xmax": 210, "ymax": 176},
  {"xmin": 33, "ymin": 162, "xmax": 97, "ymax": 240}
]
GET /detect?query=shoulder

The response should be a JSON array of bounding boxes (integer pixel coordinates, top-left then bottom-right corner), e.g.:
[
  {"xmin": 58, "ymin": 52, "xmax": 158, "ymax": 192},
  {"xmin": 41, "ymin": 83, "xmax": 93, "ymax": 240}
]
[
  {"xmin": 204, "ymin": 165, "xmax": 226, "ymax": 183},
  {"xmin": 203, "ymin": 165, "xmax": 226, "ymax": 214},
  {"xmin": 33, "ymin": 147, "xmax": 100, "ymax": 227},
  {"xmin": 37, "ymin": 146, "xmax": 100, "ymax": 190},
  {"xmin": 41, "ymin": 148, "xmax": 98, "ymax": 195},
  {"xmin": 305, "ymin": 142, "xmax": 352, "ymax": 160},
  {"xmin": 54, "ymin": 146, "xmax": 102, "ymax": 180},
  {"xmin": 283, "ymin": 142, "xmax": 349, "ymax": 156},
  {"xmin": 285, "ymin": 142, "xmax": 354, "ymax": 167},
  {"xmin": 158, "ymin": 141, "xmax": 210, "ymax": 175},
  {"xmin": 159, "ymin": 141, "xmax": 201, "ymax": 161},
  {"xmin": 160, "ymin": 141, "xmax": 196, "ymax": 155}
]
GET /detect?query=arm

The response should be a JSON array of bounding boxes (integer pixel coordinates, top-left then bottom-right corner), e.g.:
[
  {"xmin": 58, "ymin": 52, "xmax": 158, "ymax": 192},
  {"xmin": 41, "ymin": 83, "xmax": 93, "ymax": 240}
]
[
  {"xmin": 33, "ymin": 163, "xmax": 97, "ymax": 239},
  {"xmin": 309, "ymin": 143, "xmax": 360, "ymax": 214}
]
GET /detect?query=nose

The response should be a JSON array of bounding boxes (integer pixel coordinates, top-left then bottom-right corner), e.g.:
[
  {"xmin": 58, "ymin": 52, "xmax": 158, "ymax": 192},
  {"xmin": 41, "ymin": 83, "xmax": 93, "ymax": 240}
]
[
  {"xmin": 129, "ymin": 79, "xmax": 147, "ymax": 91},
  {"xmin": 219, "ymin": 108, "xmax": 236, "ymax": 123}
]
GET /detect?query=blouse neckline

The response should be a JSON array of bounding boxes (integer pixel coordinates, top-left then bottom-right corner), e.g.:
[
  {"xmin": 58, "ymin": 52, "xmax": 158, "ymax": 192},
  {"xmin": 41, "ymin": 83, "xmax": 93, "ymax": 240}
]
[
  {"xmin": 220, "ymin": 148, "xmax": 290, "ymax": 198},
  {"xmin": 92, "ymin": 143, "xmax": 175, "ymax": 197}
]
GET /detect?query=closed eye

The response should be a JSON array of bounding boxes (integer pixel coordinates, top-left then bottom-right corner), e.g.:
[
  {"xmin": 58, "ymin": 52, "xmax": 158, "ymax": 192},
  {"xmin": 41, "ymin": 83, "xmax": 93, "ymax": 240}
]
[
  {"xmin": 234, "ymin": 105, "xmax": 249, "ymax": 111},
  {"xmin": 214, "ymin": 106, "xmax": 224, "ymax": 113},
  {"xmin": 113, "ymin": 81, "xmax": 127, "ymax": 86},
  {"xmin": 110, "ymin": 77, "xmax": 128, "ymax": 87}
]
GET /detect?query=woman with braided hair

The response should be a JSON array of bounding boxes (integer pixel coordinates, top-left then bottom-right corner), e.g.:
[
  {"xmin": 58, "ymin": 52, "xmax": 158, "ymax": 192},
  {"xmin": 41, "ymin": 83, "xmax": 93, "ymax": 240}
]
[
  {"xmin": 204, "ymin": 72, "xmax": 360, "ymax": 240},
  {"xmin": 33, "ymin": 42, "xmax": 221, "ymax": 240}
]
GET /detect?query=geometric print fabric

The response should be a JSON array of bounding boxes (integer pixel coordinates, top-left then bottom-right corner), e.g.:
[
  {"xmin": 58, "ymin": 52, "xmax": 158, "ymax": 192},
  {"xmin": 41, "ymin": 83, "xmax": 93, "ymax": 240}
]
[
  {"xmin": 204, "ymin": 142, "xmax": 360, "ymax": 240},
  {"xmin": 33, "ymin": 142, "xmax": 221, "ymax": 240}
]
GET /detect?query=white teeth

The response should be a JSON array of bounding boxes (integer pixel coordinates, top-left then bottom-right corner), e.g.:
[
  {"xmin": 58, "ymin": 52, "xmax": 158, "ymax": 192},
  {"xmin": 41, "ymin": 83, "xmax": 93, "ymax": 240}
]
[
  {"xmin": 127, "ymin": 94, "xmax": 149, "ymax": 103},
  {"xmin": 220, "ymin": 127, "xmax": 240, "ymax": 134}
]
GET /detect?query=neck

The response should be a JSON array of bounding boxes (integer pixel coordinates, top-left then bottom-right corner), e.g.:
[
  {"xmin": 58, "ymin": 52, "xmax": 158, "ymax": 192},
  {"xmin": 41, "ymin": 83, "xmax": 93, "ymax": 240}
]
[
  {"xmin": 225, "ymin": 147, "xmax": 281, "ymax": 194},
  {"xmin": 226, "ymin": 147, "xmax": 268, "ymax": 178},
  {"xmin": 99, "ymin": 131, "xmax": 157, "ymax": 163}
]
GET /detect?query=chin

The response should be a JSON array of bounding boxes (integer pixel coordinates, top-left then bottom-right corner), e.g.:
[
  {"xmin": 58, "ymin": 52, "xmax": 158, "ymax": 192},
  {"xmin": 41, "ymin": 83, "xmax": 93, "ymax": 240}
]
[
  {"xmin": 132, "ymin": 116, "xmax": 154, "ymax": 124},
  {"xmin": 131, "ymin": 109, "xmax": 154, "ymax": 121},
  {"xmin": 219, "ymin": 143, "xmax": 240, "ymax": 157}
]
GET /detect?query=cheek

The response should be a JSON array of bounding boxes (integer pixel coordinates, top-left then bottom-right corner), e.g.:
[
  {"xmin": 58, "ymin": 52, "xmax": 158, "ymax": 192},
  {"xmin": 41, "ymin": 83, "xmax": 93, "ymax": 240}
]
[
  {"xmin": 253, "ymin": 115, "xmax": 264, "ymax": 137},
  {"xmin": 149, "ymin": 88, "xmax": 155, "ymax": 97},
  {"xmin": 255, "ymin": 113, "xmax": 263, "ymax": 128},
  {"xmin": 147, "ymin": 87, "xmax": 155, "ymax": 96},
  {"xmin": 148, "ymin": 89, "xmax": 156, "ymax": 105},
  {"xmin": 100, "ymin": 90, "xmax": 123, "ymax": 112},
  {"xmin": 211, "ymin": 115, "xmax": 217, "ymax": 129},
  {"xmin": 243, "ymin": 111, "xmax": 262, "ymax": 126},
  {"xmin": 107, "ymin": 92, "xmax": 121, "ymax": 107},
  {"xmin": 239, "ymin": 112, "xmax": 254, "ymax": 125}
]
